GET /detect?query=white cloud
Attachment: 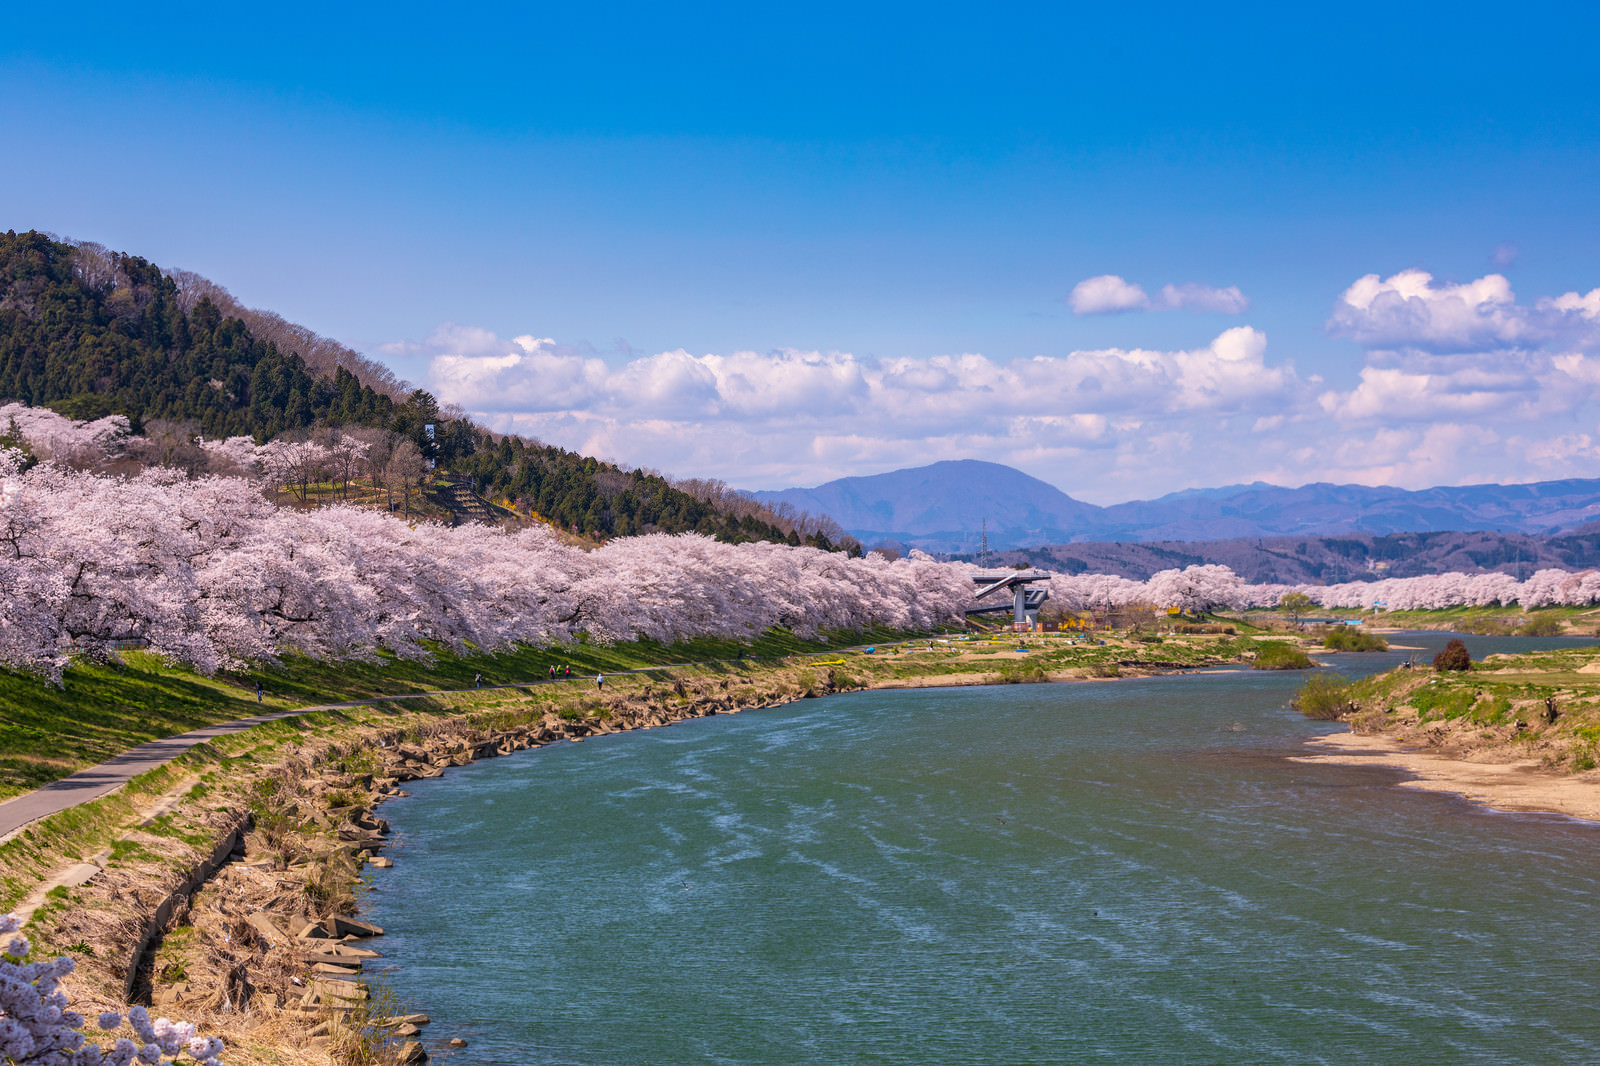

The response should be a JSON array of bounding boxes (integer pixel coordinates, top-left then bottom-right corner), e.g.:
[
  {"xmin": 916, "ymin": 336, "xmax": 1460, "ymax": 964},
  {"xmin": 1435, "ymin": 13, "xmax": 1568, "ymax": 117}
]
[
  {"xmin": 1327, "ymin": 269, "xmax": 1600, "ymax": 352},
  {"xmin": 429, "ymin": 325, "xmax": 1299, "ymax": 425},
  {"xmin": 1068, "ymin": 275, "xmax": 1249, "ymax": 315},
  {"xmin": 401, "ymin": 266, "xmax": 1600, "ymax": 502},
  {"xmin": 1540, "ymin": 289, "xmax": 1600, "ymax": 319},
  {"xmin": 1157, "ymin": 282, "xmax": 1250, "ymax": 314},
  {"xmin": 1068, "ymin": 274, "xmax": 1151, "ymax": 314},
  {"xmin": 419, "ymin": 324, "xmax": 1315, "ymax": 500}
]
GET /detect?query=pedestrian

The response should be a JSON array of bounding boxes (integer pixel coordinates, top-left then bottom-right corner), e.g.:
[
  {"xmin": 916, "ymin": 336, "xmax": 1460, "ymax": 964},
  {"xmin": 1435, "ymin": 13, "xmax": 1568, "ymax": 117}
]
[
  {"xmin": 548, "ymin": 665, "xmax": 556, "ymax": 680},
  {"xmin": 596, "ymin": 673, "xmax": 605, "ymax": 690},
  {"xmin": 564, "ymin": 665, "xmax": 571, "ymax": 678},
  {"xmin": 255, "ymin": 680, "xmax": 262, "ymax": 704},
  {"xmin": 474, "ymin": 672, "xmax": 483, "ymax": 689}
]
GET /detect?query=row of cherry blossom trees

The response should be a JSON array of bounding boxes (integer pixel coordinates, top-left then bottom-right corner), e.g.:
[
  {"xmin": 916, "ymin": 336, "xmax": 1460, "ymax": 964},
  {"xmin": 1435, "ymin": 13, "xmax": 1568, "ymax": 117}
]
[
  {"xmin": 1046, "ymin": 563, "xmax": 1600, "ymax": 615},
  {"xmin": 2, "ymin": 405, "xmax": 1596, "ymax": 682},
  {"xmin": 0, "ymin": 450, "xmax": 976, "ymax": 679}
]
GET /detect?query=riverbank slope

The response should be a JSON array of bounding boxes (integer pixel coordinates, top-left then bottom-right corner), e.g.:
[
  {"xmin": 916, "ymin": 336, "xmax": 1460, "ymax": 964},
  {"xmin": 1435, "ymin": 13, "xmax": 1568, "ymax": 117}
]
[
  {"xmin": 1293, "ymin": 641, "xmax": 1600, "ymax": 822},
  {"xmin": 3, "ymin": 627, "xmax": 1268, "ymax": 1065}
]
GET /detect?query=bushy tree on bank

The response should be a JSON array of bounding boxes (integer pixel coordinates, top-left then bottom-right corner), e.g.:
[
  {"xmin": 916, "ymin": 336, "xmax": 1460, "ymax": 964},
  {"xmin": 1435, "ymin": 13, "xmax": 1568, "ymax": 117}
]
[{"xmin": 1434, "ymin": 639, "xmax": 1472, "ymax": 672}]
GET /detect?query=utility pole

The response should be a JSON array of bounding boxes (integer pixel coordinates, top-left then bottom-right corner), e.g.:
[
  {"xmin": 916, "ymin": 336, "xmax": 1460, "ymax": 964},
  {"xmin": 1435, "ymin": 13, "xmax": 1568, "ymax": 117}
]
[{"xmin": 980, "ymin": 517, "xmax": 989, "ymax": 569}]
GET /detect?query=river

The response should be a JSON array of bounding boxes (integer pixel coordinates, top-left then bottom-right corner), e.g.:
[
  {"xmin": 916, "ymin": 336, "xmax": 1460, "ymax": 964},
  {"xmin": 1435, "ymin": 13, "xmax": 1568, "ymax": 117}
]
[{"xmin": 364, "ymin": 633, "xmax": 1600, "ymax": 1064}]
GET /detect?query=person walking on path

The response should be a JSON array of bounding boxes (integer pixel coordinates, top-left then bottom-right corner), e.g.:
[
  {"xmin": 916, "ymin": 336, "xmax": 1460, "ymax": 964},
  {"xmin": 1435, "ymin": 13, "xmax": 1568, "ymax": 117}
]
[
  {"xmin": 255, "ymin": 680, "xmax": 262, "ymax": 704},
  {"xmin": 474, "ymin": 672, "xmax": 483, "ymax": 689},
  {"xmin": 548, "ymin": 665, "xmax": 556, "ymax": 680},
  {"xmin": 564, "ymin": 665, "xmax": 571, "ymax": 678},
  {"xmin": 595, "ymin": 673, "xmax": 605, "ymax": 690}
]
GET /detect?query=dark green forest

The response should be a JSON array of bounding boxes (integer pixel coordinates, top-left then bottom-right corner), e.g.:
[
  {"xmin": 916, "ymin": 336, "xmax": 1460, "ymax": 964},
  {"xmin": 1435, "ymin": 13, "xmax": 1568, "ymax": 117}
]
[
  {"xmin": 0, "ymin": 231, "xmax": 394, "ymax": 435},
  {"xmin": 0, "ymin": 231, "xmax": 841, "ymax": 547}
]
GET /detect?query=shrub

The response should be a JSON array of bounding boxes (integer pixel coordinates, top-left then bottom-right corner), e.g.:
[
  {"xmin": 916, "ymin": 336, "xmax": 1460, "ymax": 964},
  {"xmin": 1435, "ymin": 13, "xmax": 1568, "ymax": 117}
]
[
  {"xmin": 1521, "ymin": 615, "xmax": 1564, "ymax": 637},
  {"xmin": 1349, "ymin": 706, "xmax": 1391, "ymax": 734},
  {"xmin": 1433, "ymin": 639, "xmax": 1472, "ymax": 672},
  {"xmin": 1323, "ymin": 627, "xmax": 1389, "ymax": 652},
  {"xmin": 1252, "ymin": 643, "xmax": 1316, "ymax": 670},
  {"xmin": 997, "ymin": 660, "xmax": 1048, "ymax": 684},
  {"xmin": 1292, "ymin": 674, "xmax": 1356, "ymax": 719}
]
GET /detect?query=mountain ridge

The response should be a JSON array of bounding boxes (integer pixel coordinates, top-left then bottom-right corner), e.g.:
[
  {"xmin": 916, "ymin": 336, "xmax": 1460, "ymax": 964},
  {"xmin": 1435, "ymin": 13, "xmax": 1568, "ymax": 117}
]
[{"xmin": 751, "ymin": 462, "xmax": 1600, "ymax": 552}]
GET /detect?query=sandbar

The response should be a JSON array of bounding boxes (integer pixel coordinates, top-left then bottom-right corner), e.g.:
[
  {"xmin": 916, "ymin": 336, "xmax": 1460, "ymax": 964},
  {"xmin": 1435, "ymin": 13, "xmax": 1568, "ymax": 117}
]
[{"xmin": 1294, "ymin": 729, "xmax": 1600, "ymax": 823}]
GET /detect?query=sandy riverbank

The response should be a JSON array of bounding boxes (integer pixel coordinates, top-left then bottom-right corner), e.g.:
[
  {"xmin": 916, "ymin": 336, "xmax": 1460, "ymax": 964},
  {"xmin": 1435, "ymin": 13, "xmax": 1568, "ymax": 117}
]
[{"xmin": 1294, "ymin": 729, "xmax": 1600, "ymax": 823}]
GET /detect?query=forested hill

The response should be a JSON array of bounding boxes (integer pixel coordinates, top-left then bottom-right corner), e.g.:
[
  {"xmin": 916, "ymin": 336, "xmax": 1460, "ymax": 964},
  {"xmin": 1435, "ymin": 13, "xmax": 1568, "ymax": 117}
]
[
  {"xmin": 0, "ymin": 231, "xmax": 397, "ymax": 436},
  {"xmin": 0, "ymin": 230, "xmax": 834, "ymax": 547}
]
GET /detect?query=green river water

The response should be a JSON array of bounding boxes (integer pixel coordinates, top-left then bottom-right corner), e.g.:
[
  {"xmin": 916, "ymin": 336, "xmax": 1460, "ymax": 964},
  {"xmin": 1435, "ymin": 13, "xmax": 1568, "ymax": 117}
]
[{"xmin": 365, "ymin": 634, "xmax": 1600, "ymax": 1064}]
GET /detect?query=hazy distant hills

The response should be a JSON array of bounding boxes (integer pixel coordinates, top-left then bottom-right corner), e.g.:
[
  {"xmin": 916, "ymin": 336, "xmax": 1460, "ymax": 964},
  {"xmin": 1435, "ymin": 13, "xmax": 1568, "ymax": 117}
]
[
  {"xmin": 986, "ymin": 528, "xmax": 1600, "ymax": 583},
  {"xmin": 751, "ymin": 460, "xmax": 1600, "ymax": 553}
]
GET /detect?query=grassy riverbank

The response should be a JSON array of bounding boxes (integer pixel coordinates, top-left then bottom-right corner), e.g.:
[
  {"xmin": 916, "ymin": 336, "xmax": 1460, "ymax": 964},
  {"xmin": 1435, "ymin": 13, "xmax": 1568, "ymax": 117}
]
[
  {"xmin": 0, "ymin": 624, "xmax": 1287, "ymax": 802},
  {"xmin": 1302, "ymin": 640, "xmax": 1600, "ymax": 773},
  {"xmin": 0, "ymin": 627, "xmax": 920, "ymax": 802},
  {"xmin": 1, "ymin": 623, "xmax": 1281, "ymax": 1065},
  {"xmin": 1289, "ymin": 634, "xmax": 1600, "ymax": 827},
  {"xmin": 1238, "ymin": 604, "xmax": 1600, "ymax": 636}
]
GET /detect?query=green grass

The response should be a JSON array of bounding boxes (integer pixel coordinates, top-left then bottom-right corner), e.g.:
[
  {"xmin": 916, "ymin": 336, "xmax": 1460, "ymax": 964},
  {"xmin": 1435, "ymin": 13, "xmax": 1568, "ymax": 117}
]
[
  {"xmin": 1233, "ymin": 605, "xmax": 1600, "ymax": 636},
  {"xmin": 1252, "ymin": 642, "xmax": 1317, "ymax": 670},
  {"xmin": 1321, "ymin": 627, "xmax": 1389, "ymax": 652},
  {"xmin": 1361, "ymin": 605, "xmax": 1597, "ymax": 633},
  {"xmin": 1410, "ymin": 682, "xmax": 1477, "ymax": 721},
  {"xmin": 0, "ymin": 625, "xmax": 926, "ymax": 801}
]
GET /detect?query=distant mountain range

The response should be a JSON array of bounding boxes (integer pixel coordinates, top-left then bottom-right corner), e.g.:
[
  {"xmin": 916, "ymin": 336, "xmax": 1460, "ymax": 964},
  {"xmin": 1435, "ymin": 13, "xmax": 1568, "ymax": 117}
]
[
  {"xmin": 984, "ymin": 529, "xmax": 1600, "ymax": 583},
  {"xmin": 751, "ymin": 460, "xmax": 1600, "ymax": 553}
]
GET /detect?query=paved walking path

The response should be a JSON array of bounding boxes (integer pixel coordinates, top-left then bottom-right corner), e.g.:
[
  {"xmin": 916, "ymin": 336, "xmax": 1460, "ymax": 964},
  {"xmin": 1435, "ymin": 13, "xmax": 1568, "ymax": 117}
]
[{"xmin": 0, "ymin": 649, "xmax": 854, "ymax": 840}]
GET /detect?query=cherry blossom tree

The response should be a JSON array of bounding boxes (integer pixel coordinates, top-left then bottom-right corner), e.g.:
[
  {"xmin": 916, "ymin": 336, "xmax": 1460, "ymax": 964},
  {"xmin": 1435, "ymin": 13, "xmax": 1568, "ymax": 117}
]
[
  {"xmin": 256, "ymin": 439, "xmax": 330, "ymax": 503},
  {"xmin": 0, "ymin": 404, "xmax": 130, "ymax": 469},
  {"xmin": 198, "ymin": 436, "xmax": 266, "ymax": 479},
  {"xmin": 0, "ymin": 912, "xmax": 224, "ymax": 1065},
  {"xmin": 322, "ymin": 429, "xmax": 370, "ymax": 501}
]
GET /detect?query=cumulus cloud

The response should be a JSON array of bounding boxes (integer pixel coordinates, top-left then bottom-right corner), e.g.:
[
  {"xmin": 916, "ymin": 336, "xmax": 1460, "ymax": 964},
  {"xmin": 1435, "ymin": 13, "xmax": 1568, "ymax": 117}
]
[
  {"xmin": 1068, "ymin": 275, "xmax": 1248, "ymax": 315},
  {"xmin": 429, "ymin": 325, "xmax": 1297, "ymax": 424},
  {"xmin": 1068, "ymin": 275, "xmax": 1152, "ymax": 314},
  {"xmin": 1157, "ymin": 282, "xmax": 1250, "ymax": 314},
  {"xmin": 1327, "ymin": 269, "xmax": 1600, "ymax": 352},
  {"xmin": 419, "ymin": 324, "xmax": 1317, "ymax": 500},
  {"xmin": 402, "ymin": 266, "xmax": 1600, "ymax": 502}
]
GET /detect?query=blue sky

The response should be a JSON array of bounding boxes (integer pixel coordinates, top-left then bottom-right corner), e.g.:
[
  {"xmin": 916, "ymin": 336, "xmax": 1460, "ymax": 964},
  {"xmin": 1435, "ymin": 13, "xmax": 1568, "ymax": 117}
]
[{"xmin": 4, "ymin": 2, "xmax": 1599, "ymax": 502}]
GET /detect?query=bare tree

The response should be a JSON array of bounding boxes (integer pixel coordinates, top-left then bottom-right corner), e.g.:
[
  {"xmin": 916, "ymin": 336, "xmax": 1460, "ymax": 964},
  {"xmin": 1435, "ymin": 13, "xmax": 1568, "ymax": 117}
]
[
  {"xmin": 69, "ymin": 241, "xmax": 118, "ymax": 290},
  {"xmin": 322, "ymin": 427, "xmax": 370, "ymax": 501},
  {"xmin": 131, "ymin": 420, "xmax": 207, "ymax": 477},
  {"xmin": 386, "ymin": 439, "xmax": 427, "ymax": 518},
  {"xmin": 348, "ymin": 427, "xmax": 396, "ymax": 506},
  {"xmin": 259, "ymin": 437, "xmax": 331, "ymax": 504}
]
